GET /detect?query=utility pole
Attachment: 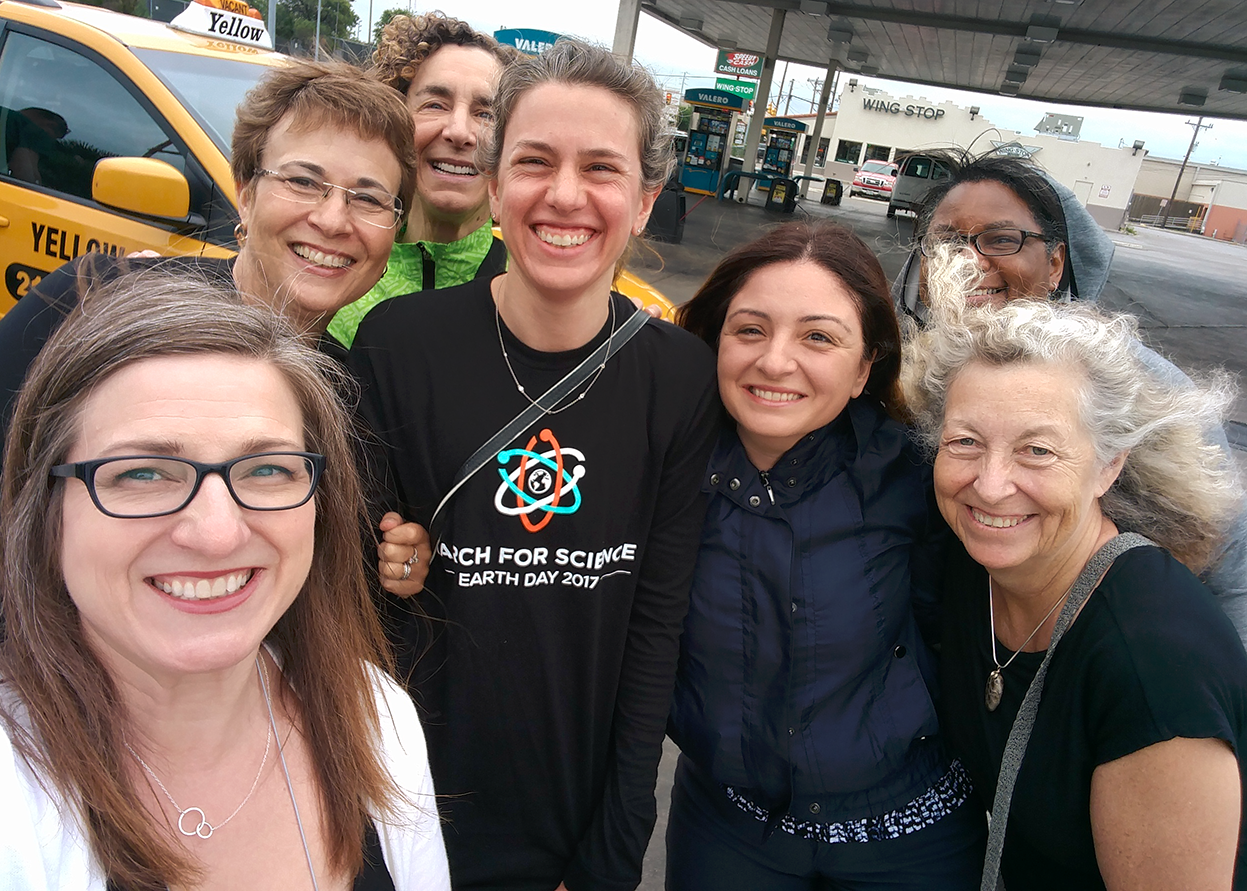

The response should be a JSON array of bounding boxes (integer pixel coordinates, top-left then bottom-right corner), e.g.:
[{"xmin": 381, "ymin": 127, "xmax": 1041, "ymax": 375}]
[
  {"xmin": 313, "ymin": 0, "xmax": 322, "ymax": 59},
  {"xmin": 1159, "ymin": 116, "xmax": 1212, "ymax": 230},
  {"xmin": 771, "ymin": 59, "xmax": 789, "ymax": 115},
  {"xmin": 806, "ymin": 77, "xmax": 823, "ymax": 112},
  {"xmin": 783, "ymin": 79, "xmax": 796, "ymax": 115}
]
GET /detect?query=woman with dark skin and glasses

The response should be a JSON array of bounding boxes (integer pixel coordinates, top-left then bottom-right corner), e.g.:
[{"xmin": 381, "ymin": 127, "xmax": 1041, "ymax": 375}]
[
  {"xmin": 667, "ymin": 221, "xmax": 984, "ymax": 891},
  {"xmin": 891, "ymin": 148, "xmax": 1247, "ymax": 643},
  {"xmin": 0, "ymin": 272, "xmax": 448, "ymax": 889},
  {"xmin": 0, "ymin": 58, "xmax": 426, "ymax": 597}
]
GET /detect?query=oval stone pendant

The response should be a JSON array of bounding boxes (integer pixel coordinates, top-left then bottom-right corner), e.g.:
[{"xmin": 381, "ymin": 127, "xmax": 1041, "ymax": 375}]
[{"xmin": 985, "ymin": 668, "xmax": 1004, "ymax": 711}]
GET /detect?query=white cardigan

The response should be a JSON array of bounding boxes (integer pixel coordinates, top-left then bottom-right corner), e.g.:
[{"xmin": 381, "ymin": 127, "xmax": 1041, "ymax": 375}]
[{"xmin": 0, "ymin": 668, "xmax": 450, "ymax": 890}]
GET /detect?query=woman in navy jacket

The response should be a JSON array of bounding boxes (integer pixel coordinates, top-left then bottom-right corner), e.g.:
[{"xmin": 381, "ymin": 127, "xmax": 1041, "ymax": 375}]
[{"xmin": 668, "ymin": 221, "xmax": 985, "ymax": 890}]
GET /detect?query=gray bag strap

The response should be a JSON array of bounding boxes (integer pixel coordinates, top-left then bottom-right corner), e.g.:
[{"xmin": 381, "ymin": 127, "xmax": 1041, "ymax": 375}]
[
  {"xmin": 427, "ymin": 306, "xmax": 649, "ymax": 548},
  {"xmin": 980, "ymin": 531, "xmax": 1154, "ymax": 891}
]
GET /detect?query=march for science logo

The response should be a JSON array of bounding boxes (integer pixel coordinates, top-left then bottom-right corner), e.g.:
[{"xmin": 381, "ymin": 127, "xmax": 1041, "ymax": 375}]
[{"xmin": 493, "ymin": 428, "xmax": 585, "ymax": 533}]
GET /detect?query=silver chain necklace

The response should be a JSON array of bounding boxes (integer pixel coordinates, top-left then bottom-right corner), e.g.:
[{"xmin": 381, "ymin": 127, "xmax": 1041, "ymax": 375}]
[
  {"xmin": 495, "ymin": 293, "xmax": 615, "ymax": 415},
  {"xmin": 984, "ymin": 579, "xmax": 1071, "ymax": 712},
  {"xmin": 125, "ymin": 656, "xmax": 272, "ymax": 839}
]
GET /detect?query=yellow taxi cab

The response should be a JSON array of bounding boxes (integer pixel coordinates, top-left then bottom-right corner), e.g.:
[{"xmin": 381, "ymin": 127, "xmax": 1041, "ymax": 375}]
[
  {"xmin": 0, "ymin": 0, "xmax": 282, "ymax": 313},
  {"xmin": 0, "ymin": 0, "xmax": 675, "ymax": 319}
]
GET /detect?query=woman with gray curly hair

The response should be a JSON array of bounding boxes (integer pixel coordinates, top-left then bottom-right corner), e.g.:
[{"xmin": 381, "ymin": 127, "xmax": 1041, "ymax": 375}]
[
  {"xmin": 903, "ymin": 280, "xmax": 1247, "ymax": 890},
  {"xmin": 327, "ymin": 13, "xmax": 517, "ymax": 346}
]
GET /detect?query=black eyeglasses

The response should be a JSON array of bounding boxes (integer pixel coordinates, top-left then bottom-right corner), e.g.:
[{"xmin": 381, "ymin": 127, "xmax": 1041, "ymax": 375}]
[
  {"xmin": 50, "ymin": 452, "xmax": 326, "ymax": 519},
  {"xmin": 254, "ymin": 167, "xmax": 403, "ymax": 229},
  {"xmin": 920, "ymin": 228, "xmax": 1047, "ymax": 258}
]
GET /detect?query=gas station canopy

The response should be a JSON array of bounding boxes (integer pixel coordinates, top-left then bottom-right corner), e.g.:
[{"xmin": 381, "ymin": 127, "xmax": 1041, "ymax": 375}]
[{"xmin": 641, "ymin": 0, "xmax": 1247, "ymax": 120}]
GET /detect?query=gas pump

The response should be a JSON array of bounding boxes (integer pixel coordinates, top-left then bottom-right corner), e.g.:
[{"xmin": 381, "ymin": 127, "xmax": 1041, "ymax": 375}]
[
  {"xmin": 758, "ymin": 116, "xmax": 808, "ymax": 189},
  {"xmin": 679, "ymin": 88, "xmax": 746, "ymax": 195}
]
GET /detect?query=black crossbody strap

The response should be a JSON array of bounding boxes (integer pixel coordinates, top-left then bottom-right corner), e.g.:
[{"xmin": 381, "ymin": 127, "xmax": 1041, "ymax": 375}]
[
  {"xmin": 427, "ymin": 307, "xmax": 649, "ymax": 547},
  {"xmin": 980, "ymin": 531, "xmax": 1154, "ymax": 891}
]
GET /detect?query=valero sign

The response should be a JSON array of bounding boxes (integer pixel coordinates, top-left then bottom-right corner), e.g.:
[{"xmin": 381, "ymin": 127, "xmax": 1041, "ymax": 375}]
[
  {"xmin": 494, "ymin": 28, "xmax": 562, "ymax": 56},
  {"xmin": 684, "ymin": 88, "xmax": 746, "ymax": 111},
  {"xmin": 763, "ymin": 117, "xmax": 807, "ymax": 133},
  {"xmin": 715, "ymin": 49, "xmax": 762, "ymax": 80}
]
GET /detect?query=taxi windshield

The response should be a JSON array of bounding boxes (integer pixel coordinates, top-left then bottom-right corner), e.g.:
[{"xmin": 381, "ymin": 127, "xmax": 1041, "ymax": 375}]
[{"xmin": 134, "ymin": 48, "xmax": 271, "ymax": 154}]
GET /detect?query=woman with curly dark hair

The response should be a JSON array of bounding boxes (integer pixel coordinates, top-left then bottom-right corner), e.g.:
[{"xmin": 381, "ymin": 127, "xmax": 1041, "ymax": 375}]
[{"xmin": 327, "ymin": 13, "xmax": 518, "ymax": 346}]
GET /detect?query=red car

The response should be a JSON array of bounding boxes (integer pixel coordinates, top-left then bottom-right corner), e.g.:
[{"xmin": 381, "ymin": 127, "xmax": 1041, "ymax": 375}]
[{"xmin": 850, "ymin": 160, "xmax": 899, "ymax": 200}]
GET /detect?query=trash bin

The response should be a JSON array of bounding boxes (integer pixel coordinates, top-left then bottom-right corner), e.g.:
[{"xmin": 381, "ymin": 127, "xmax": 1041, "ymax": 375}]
[
  {"xmin": 820, "ymin": 179, "xmax": 843, "ymax": 206},
  {"xmin": 645, "ymin": 186, "xmax": 685, "ymax": 243},
  {"xmin": 765, "ymin": 177, "xmax": 798, "ymax": 213}
]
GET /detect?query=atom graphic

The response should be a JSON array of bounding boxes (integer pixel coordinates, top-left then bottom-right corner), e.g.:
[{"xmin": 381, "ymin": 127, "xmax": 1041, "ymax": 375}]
[{"xmin": 494, "ymin": 428, "xmax": 586, "ymax": 532}]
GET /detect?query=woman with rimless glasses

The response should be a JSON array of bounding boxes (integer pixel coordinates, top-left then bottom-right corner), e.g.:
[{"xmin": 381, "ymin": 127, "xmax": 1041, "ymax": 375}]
[
  {"xmin": 0, "ymin": 272, "xmax": 449, "ymax": 890},
  {"xmin": 0, "ymin": 57, "xmax": 428, "ymax": 600},
  {"xmin": 890, "ymin": 148, "xmax": 1247, "ymax": 642}
]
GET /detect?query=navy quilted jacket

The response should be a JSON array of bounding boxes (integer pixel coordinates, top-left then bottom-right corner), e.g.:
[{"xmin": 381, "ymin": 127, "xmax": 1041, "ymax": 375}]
[{"xmin": 669, "ymin": 398, "xmax": 951, "ymax": 822}]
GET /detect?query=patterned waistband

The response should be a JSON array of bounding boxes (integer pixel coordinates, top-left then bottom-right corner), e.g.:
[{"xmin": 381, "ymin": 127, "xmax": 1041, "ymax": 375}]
[{"xmin": 722, "ymin": 759, "xmax": 974, "ymax": 844}]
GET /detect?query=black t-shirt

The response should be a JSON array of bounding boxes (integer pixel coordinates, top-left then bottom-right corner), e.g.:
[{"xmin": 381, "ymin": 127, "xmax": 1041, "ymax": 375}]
[
  {"xmin": 939, "ymin": 543, "xmax": 1247, "ymax": 890},
  {"xmin": 349, "ymin": 278, "xmax": 719, "ymax": 891}
]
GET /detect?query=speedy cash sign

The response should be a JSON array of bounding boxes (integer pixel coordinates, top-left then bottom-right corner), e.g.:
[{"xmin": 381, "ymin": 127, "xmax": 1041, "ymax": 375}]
[{"xmin": 715, "ymin": 50, "xmax": 761, "ymax": 80}]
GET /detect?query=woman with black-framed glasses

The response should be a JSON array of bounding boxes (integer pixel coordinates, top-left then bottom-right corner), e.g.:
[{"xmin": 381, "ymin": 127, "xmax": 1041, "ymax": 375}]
[{"xmin": 0, "ymin": 271, "xmax": 449, "ymax": 890}]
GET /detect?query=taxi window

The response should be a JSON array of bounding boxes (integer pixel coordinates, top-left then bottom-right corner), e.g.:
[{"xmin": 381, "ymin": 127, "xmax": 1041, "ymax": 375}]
[
  {"xmin": 0, "ymin": 32, "xmax": 187, "ymax": 200},
  {"xmin": 135, "ymin": 49, "xmax": 270, "ymax": 156}
]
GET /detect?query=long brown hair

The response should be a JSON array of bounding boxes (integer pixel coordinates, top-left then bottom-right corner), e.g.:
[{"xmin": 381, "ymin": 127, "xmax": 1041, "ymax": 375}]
[
  {"xmin": 677, "ymin": 220, "xmax": 905, "ymax": 419},
  {"xmin": 0, "ymin": 270, "xmax": 396, "ymax": 889}
]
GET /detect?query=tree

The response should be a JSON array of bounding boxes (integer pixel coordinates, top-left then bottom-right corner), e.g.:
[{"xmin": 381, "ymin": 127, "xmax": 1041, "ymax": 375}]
[
  {"xmin": 372, "ymin": 7, "xmax": 408, "ymax": 44},
  {"xmin": 275, "ymin": 0, "xmax": 357, "ymax": 51}
]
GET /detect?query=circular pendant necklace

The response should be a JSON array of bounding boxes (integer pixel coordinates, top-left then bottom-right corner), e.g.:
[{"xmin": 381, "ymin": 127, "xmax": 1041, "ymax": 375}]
[
  {"xmin": 495, "ymin": 290, "xmax": 616, "ymax": 415},
  {"xmin": 125, "ymin": 656, "xmax": 272, "ymax": 839},
  {"xmin": 984, "ymin": 579, "xmax": 1071, "ymax": 712}
]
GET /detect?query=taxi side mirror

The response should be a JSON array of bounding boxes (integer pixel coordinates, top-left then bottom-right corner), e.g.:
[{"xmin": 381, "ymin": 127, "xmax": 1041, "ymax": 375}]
[{"xmin": 92, "ymin": 157, "xmax": 191, "ymax": 221}]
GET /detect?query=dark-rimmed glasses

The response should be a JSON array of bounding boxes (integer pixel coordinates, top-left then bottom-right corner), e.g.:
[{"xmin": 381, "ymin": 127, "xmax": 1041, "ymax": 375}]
[
  {"xmin": 254, "ymin": 167, "xmax": 403, "ymax": 229},
  {"xmin": 50, "ymin": 452, "xmax": 326, "ymax": 519},
  {"xmin": 920, "ymin": 228, "xmax": 1046, "ymax": 258}
]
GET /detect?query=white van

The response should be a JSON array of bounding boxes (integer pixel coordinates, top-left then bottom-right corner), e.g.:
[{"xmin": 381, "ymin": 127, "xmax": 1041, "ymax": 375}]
[{"xmin": 887, "ymin": 154, "xmax": 952, "ymax": 218}]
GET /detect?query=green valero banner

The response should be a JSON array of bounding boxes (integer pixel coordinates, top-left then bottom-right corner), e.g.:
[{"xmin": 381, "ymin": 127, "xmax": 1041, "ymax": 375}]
[{"xmin": 715, "ymin": 78, "xmax": 757, "ymax": 101}]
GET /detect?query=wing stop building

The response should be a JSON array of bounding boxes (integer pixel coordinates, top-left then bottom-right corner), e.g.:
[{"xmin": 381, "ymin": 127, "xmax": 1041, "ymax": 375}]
[{"xmin": 792, "ymin": 84, "xmax": 1147, "ymax": 230}]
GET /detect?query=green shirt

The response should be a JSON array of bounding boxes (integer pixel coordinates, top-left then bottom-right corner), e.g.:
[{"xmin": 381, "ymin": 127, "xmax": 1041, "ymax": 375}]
[{"xmin": 327, "ymin": 222, "xmax": 497, "ymax": 347}]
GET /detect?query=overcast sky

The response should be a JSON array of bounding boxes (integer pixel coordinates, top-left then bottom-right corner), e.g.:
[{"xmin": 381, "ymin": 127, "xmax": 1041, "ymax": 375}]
[{"xmin": 348, "ymin": 0, "xmax": 1247, "ymax": 171}]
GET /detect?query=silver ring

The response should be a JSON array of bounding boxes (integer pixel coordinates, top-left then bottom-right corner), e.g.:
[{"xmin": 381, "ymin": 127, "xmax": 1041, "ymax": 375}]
[
  {"xmin": 400, "ymin": 562, "xmax": 412, "ymax": 581},
  {"xmin": 404, "ymin": 552, "xmax": 419, "ymax": 567}
]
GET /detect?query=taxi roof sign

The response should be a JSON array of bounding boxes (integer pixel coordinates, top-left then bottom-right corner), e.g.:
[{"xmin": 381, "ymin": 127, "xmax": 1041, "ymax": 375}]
[{"xmin": 170, "ymin": 0, "xmax": 271, "ymax": 49}]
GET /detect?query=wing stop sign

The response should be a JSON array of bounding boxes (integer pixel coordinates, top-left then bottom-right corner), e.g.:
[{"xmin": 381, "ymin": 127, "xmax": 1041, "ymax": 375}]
[{"xmin": 715, "ymin": 50, "xmax": 762, "ymax": 80}]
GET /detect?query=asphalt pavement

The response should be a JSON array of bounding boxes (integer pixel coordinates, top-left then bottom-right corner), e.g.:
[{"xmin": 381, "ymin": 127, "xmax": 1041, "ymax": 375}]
[{"xmin": 627, "ymin": 187, "xmax": 1247, "ymax": 891}]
